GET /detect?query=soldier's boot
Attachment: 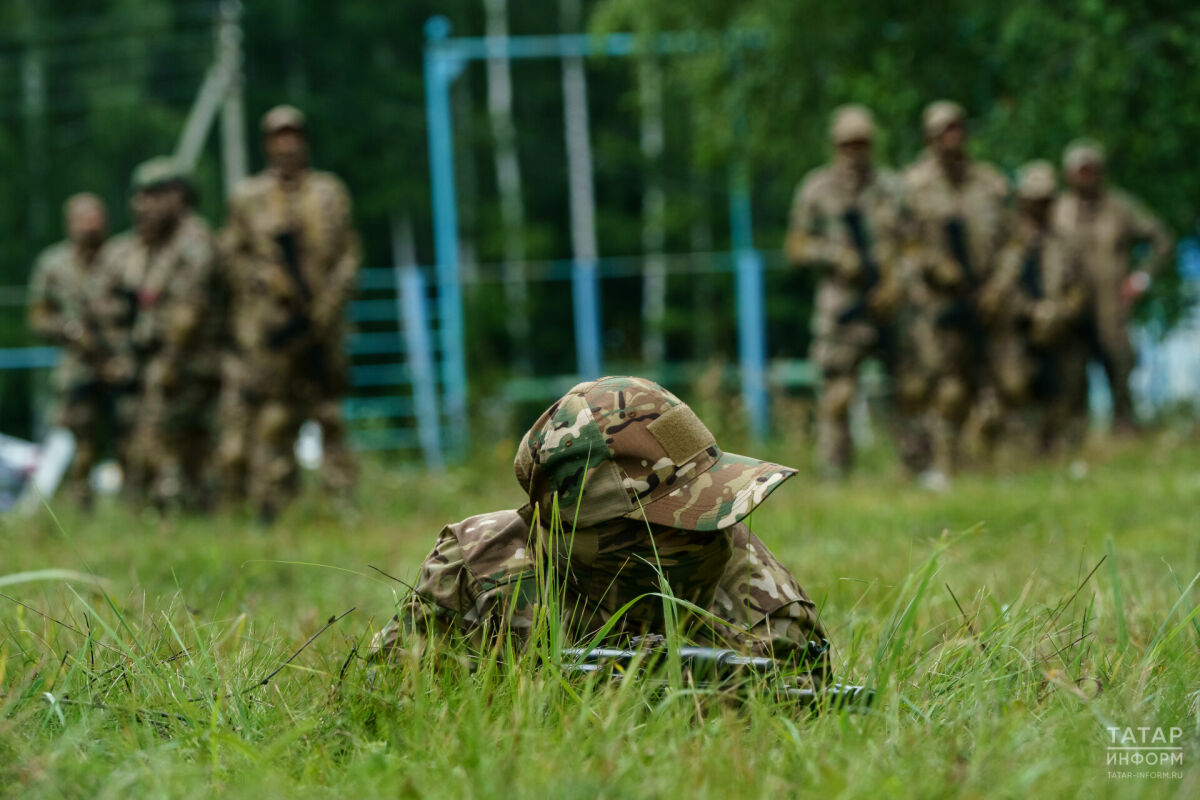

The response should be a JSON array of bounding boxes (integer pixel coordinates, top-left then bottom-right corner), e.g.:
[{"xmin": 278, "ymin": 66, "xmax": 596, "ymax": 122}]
[
  {"xmin": 1098, "ymin": 332, "xmax": 1138, "ymax": 434},
  {"xmin": 314, "ymin": 398, "xmax": 356, "ymax": 500},
  {"xmin": 816, "ymin": 374, "xmax": 856, "ymax": 479}
]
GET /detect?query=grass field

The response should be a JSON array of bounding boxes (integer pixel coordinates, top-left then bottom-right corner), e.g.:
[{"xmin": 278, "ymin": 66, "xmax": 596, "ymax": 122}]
[{"xmin": 2, "ymin": 427, "xmax": 1198, "ymax": 798}]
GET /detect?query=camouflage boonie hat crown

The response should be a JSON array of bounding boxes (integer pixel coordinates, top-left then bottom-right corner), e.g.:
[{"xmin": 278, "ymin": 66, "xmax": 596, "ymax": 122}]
[
  {"xmin": 130, "ymin": 156, "xmax": 188, "ymax": 193},
  {"xmin": 923, "ymin": 100, "xmax": 966, "ymax": 139},
  {"xmin": 1016, "ymin": 160, "xmax": 1057, "ymax": 200},
  {"xmin": 1062, "ymin": 138, "xmax": 1105, "ymax": 174},
  {"xmin": 262, "ymin": 104, "xmax": 307, "ymax": 135},
  {"xmin": 830, "ymin": 104, "xmax": 875, "ymax": 144},
  {"xmin": 514, "ymin": 376, "xmax": 796, "ymax": 531}
]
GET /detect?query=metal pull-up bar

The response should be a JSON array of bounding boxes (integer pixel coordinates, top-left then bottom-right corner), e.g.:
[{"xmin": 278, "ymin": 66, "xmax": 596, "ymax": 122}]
[{"xmin": 422, "ymin": 17, "xmax": 769, "ymax": 453}]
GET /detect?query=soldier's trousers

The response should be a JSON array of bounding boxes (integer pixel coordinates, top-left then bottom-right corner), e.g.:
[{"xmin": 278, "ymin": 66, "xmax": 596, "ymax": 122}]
[
  {"xmin": 56, "ymin": 386, "xmax": 102, "ymax": 508},
  {"xmin": 1089, "ymin": 316, "xmax": 1136, "ymax": 429},
  {"xmin": 215, "ymin": 353, "xmax": 253, "ymax": 507},
  {"xmin": 245, "ymin": 337, "xmax": 356, "ymax": 516},
  {"xmin": 913, "ymin": 313, "xmax": 976, "ymax": 475},
  {"xmin": 1042, "ymin": 339, "xmax": 1089, "ymax": 454},
  {"xmin": 133, "ymin": 372, "xmax": 219, "ymax": 510}
]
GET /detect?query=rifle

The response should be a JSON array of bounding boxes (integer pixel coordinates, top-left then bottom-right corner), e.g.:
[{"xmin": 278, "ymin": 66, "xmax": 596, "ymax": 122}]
[
  {"xmin": 835, "ymin": 208, "xmax": 881, "ymax": 326},
  {"xmin": 935, "ymin": 217, "xmax": 980, "ymax": 332},
  {"xmin": 561, "ymin": 642, "xmax": 875, "ymax": 712}
]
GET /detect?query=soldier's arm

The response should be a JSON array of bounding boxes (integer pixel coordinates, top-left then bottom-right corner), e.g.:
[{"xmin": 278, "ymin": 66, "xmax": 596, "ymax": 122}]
[
  {"xmin": 784, "ymin": 177, "xmax": 852, "ymax": 273},
  {"xmin": 312, "ymin": 180, "xmax": 361, "ymax": 331},
  {"xmin": 27, "ymin": 254, "xmax": 64, "ymax": 342},
  {"xmin": 162, "ymin": 234, "xmax": 219, "ymax": 352},
  {"xmin": 1126, "ymin": 196, "xmax": 1174, "ymax": 277},
  {"xmin": 707, "ymin": 527, "xmax": 830, "ymax": 681}
]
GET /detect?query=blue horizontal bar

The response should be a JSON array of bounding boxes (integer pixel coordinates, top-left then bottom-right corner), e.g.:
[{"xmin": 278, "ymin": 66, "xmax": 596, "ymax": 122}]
[
  {"xmin": 349, "ymin": 299, "xmax": 401, "ymax": 323},
  {"xmin": 347, "ymin": 331, "xmax": 406, "ymax": 356},
  {"xmin": 430, "ymin": 29, "xmax": 766, "ymax": 62},
  {"xmin": 350, "ymin": 363, "xmax": 412, "ymax": 388},
  {"xmin": 0, "ymin": 346, "xmax": 60, "ymax": 369}
]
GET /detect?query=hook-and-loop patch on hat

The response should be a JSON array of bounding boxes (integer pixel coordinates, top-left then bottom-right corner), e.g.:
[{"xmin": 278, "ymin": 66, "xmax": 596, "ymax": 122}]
[{"xmin": 516, "ymin": 376, "xmax": 796, "ymax": 532}]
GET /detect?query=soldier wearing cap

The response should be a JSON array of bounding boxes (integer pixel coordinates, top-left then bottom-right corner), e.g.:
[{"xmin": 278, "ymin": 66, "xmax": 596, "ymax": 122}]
[
  {"xmin": 784, "ymin": 105, "xmax": 906, "ymax": 477},
  {"xmin": 220, "ymin": 105, "xmax": 361, "ymax": 520},
  {"xmin": 27, "ymin": 193, "xmax": 110, "ymax": 507},
  {"xmin": 970, "ymin": 161, "xmax": 1088, "ymax": 462},
  {"xmin": 94, "ymin": 157, "xmax": 223, "ymax": 507},
  {"xmin": 1051, "ymin": 139, "xmax": 1173, "ymax": 434},
  {"xmin": 902, "ymin": 100, "xmax": 1010, "ymax": 484},
  {"xmin": 371, "ymin": 376, "xmax": 829, "ymax": 677}
]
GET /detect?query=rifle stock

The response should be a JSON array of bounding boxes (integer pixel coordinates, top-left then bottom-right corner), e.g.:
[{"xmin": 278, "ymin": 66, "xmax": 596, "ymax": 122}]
[{"xmin": 836, "ymin": 209, "xmax": 881, "ymax": 326}]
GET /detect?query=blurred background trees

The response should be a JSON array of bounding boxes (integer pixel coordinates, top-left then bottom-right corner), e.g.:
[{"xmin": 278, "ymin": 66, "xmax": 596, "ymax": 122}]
[{"xmin": 1, "ymin": 0, "xmax": 1197, "ymax": 435}]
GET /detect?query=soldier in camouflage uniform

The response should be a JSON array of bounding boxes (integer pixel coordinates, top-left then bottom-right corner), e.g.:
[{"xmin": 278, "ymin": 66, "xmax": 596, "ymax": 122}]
[
  {"xmin": 220, "ymin": 106, "xmax": 361, "ymax": 520},
  {"xmin": 99, "ymin": 159, "xmax": 223, "ymax": 508},
  {"xmin": 902, "ymin": 101, "xmax": 1010, "ymax": 483},
  {"xmin": 372, "ymin": 377, "xmax": 830, "ymax": 680},
  {"xmin": 785, "ymin": 105, "xmax": 906, "ymax": 477},
  {"xmin": 972, "ymin": 161, "xmax": 1088, "ymax": 463},
  {"xmin": 27, "ymin": 193, "xmax": 109, "ymax": 507},
  {"xmin": 1051, "ymin": 140, "xmax": 1173, "ymax": 434}
]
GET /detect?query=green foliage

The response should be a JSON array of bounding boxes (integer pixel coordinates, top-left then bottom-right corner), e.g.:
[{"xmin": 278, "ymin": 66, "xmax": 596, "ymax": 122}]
[{"xmin": 1, "ymin": 434, "xmax": 1198, "ymax": 797}]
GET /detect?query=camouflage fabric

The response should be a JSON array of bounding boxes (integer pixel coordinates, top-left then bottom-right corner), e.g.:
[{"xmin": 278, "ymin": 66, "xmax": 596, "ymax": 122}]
[
  {"xmin": 1051, "ymin": 185, "xmax": 1173, "ymax": 429},
  {"xmin": 370, "ymin": 510, "xmax": 828, "ymax": 670},
  {"xmin": 89, "ymin": 232, "xmax": 144, "ymax": 485},
  {"xmin": 785, "ymin": 151, "xmax": 907, "ymax": 475},
  {"xmin": 972, "ymin": 214, "xmax": 1086, "ymax": 463},
  {"xmin": 28, "ymin": 239, "xmax": 106, "ymax": 505},
  {"xmin": 129, "ymin": 212, "xmax": 223, "ymax": 507},
  {"xmin": 371, "ymin": 377, "xmax": 826, "ymax": 677},
  {"xmin": 222, "ymin": 166, "xmax": 360, "ymax": 514},
  {"xmin": 903, "ymin": 149, "xmax": 1010, "ymax": 475},
  {"xmin": 515, "ymin": 376, "xmax": 795, "ymax": 532}
]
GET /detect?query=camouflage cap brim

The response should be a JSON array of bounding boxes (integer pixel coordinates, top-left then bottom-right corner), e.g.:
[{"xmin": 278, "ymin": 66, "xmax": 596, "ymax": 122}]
[{"xmin": 622, "ymin": 451, "xmax": 796, "ymax": 532}]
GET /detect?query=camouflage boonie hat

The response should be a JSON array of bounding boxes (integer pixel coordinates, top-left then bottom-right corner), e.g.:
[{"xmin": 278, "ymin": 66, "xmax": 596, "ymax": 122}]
[
  {"xmin": 514, "ymin": 376, "xmax": 796, "ymax": 531},
  {"xmin": 922, "ymin": 100, "xmax": 966, "ymax": 139},
  {"xmin": 261, "ymin": 104, "xmax": 307, "ymax": 135},
  {"xmin": 130, "ymin": 157, "xmax": 188, "ymax": 193},
  {"xmin": 1062, "ymin": 138, "xmax": 1105, "ymax": 174},
  {"xmin": 1016, "ymin": 160, "xmax": 1057, "ymax": 200},
  {"xmin": 830, "ymin": 104, "xmax": 875, "ymax": 144}
]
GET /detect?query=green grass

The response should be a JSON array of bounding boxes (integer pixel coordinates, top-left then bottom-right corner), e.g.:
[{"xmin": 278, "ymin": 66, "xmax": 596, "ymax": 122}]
[{"xmin": 2, "ymin": 429, "xmax": 1199, "ymax": 798}]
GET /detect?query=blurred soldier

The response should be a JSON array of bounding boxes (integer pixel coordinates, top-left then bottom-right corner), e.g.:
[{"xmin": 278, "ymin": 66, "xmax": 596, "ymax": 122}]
[
  {"xmin": 785, "ymin": 105, "xmax": 905, "ymax": 477},
  {"xmin": 902, "ymin": 101, "xmax": 1009, "ymax": 484},
  {"xmin": 371, "ymin": 376, "xmax": 830, "ymax": 685},
  {"xmin": 972, "ymin": 161, "xmax": 1088, "ymax": 463},
  {"xmin": 118, "ymin": 158, "xmax": 223, "ymax": 509},
  {"xmin": 1052, "ymin": 140, "xmax": 1174, "ymax": 434},
  {"xmin": 27, "ymin": 194, "xmax": 109, "ymax": 507},
  {"xmin": 222, "ymin": 105, "xmax": 361, "ymax": 520}
]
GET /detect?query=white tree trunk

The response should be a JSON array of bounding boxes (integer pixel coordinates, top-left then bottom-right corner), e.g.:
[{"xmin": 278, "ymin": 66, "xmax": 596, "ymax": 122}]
[
  {"xmin": 639, "ymin": 58, "xmax": 667, "ymax": 365},
  {"xmin": 483, "ymin": 0, "xmax": 531, "ymax": 372}
]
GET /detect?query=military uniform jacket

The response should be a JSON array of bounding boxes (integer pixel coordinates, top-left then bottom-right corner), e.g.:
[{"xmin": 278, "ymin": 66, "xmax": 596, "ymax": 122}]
[
  {"xmin": 1051, "ymin": 188, "xmax": 1173, "ymax": 332},
  {"xmin": 27, "ymin": 240, "xmax": 102, "ymax": 391},
  {"xmin": 982, "ymin": 218, "xmax": 1088, "ymax": 347},
  {"xmin": 121, "ymin": 214, "xmax": 223, "ymax": 383},
  {"xmin": 222, "ymin": 168, "xmax": 361, "ymax": 354},
  {"xmin": 373, "ymin": 510, "xmax": 827, "ymax": 665},
  {"xmin": 903, "ymin": 154, "xmax": 1010, "ymax": 313},
  {"xmin": 787, "ymin": 164, "xmax": 906, "ymax": 338}
]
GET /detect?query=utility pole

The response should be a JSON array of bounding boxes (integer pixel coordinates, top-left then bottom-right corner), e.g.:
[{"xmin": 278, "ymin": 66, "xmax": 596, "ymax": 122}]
[
  {"xmin": 483, "ymin": 0, "xmax": 532, "ymax": 374},
  {"xmin": 560, "ymin": 0, "xmax": 602, "ymax": 379},
  {"xmin": 639, "ymin": 58, "xmax": 667, "ymax": 366},
  {"xmin": 219, "ymin": 1, "xmax": 248, "ymax": 195}
]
